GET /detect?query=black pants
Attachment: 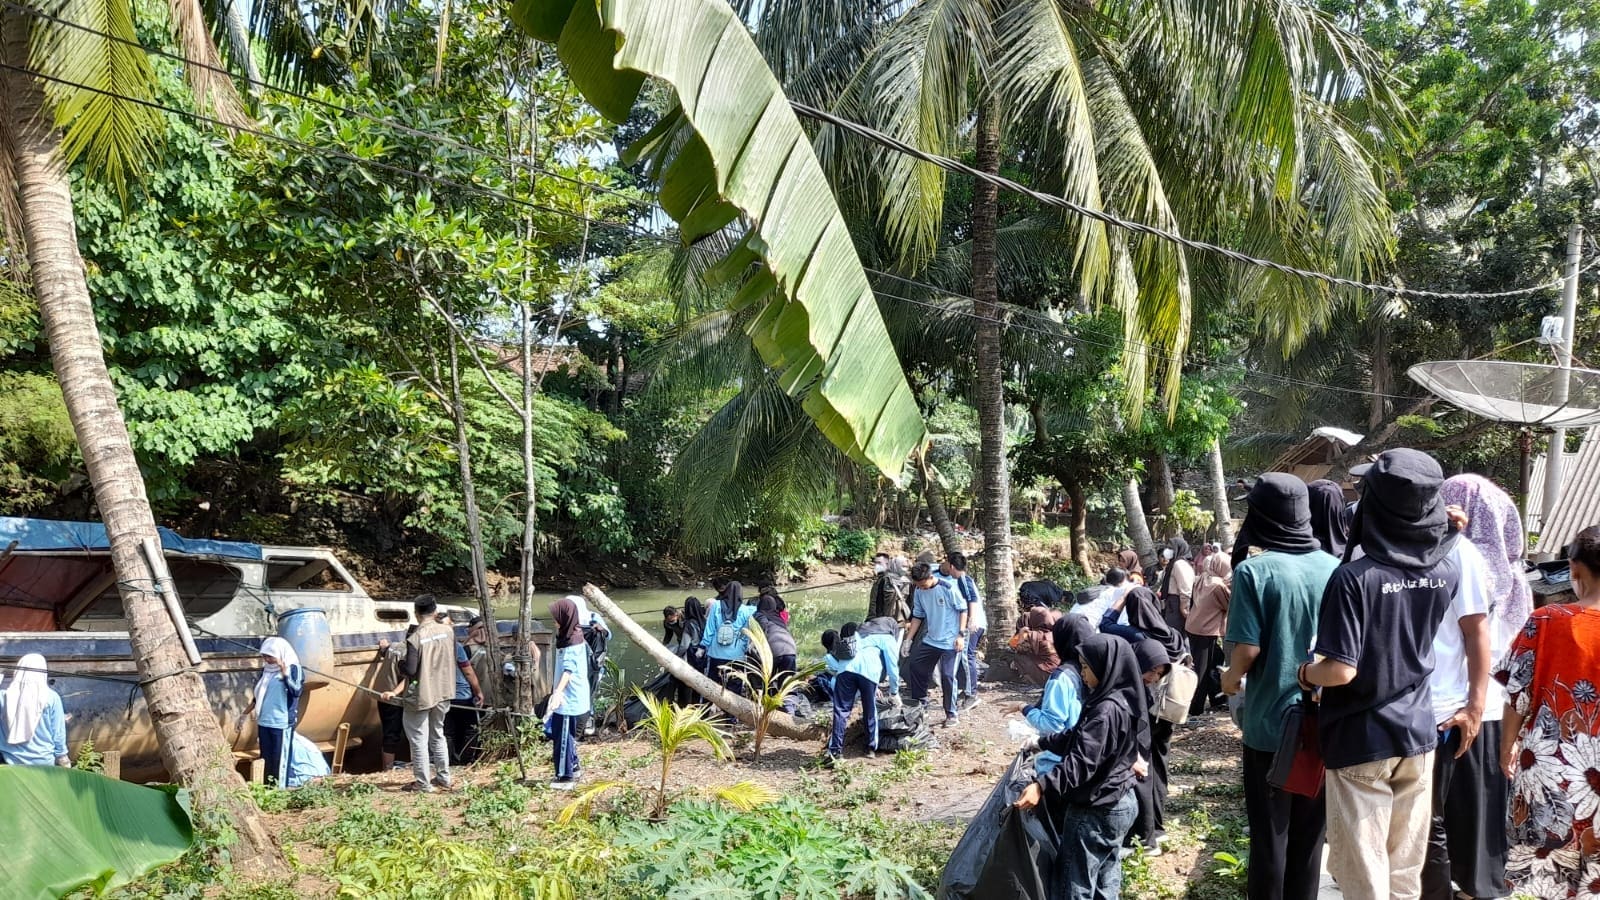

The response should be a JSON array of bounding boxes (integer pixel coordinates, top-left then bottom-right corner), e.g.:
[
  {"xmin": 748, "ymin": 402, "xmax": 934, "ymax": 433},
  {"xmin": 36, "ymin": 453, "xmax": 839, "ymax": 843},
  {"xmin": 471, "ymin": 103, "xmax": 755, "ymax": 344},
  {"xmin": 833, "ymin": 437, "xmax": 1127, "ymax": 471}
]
[
  {"xmin": 444, "ymin": 703, "xmax": 481, "ymax": 765},
  {"xmin": 1186, "ymin": 633, "xmax": 1224, "ymax": 715},
  {"xmin": 905, "ymin": 640, "xmax": 959, "ymax": 717},
  {"xmin": 1242, "ymin": 745, "xmax": 1326, "ymax": 900},
  {"xmin": 1424, "ymin": 721, "xmax": 1510, "ymax": 900},
  {"xmin": 1130, "ymin": 717, "xmax": 1174, "ymax": 846},
  {"xmin": 258, "ymin": 725, "xmax": 288, "ymax": 786}
]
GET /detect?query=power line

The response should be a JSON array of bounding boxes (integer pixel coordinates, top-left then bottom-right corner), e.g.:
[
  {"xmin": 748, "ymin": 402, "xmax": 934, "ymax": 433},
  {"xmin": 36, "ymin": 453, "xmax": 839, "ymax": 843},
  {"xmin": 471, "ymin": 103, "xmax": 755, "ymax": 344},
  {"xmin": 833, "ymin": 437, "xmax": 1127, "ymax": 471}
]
[
  {"xmin": 11, "ymin": 0, "xmax": 1590, "ymax": 304},
  {"xmin": 0, "ymin": 61, "xmax": 1482, "ymax": 402},
  {"xmin": 791, "ymin": 100, "xmax": 1596, "ymax": 302}
]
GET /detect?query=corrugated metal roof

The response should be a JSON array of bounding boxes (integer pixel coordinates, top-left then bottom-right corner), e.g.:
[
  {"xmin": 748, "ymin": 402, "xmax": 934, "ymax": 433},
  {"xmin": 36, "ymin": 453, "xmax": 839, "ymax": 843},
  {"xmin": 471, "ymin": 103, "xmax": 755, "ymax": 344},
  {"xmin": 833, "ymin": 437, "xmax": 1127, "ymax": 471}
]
[{"xmin": 1533, "ymin": 428, "xmax": 1600, "ymax": 559}]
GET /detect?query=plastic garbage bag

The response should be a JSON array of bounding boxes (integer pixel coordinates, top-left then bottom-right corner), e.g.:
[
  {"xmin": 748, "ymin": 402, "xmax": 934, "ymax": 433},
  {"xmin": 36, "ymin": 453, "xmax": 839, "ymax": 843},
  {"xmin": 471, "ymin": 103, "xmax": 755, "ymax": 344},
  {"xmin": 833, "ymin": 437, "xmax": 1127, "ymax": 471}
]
[
  {"xmin": 1007, "ymin": 718, "xmax": 1041, "ymax": 744},
  {"xmin": 938, "ymin": 751, "xmax": 1059, "ymax": 900}
]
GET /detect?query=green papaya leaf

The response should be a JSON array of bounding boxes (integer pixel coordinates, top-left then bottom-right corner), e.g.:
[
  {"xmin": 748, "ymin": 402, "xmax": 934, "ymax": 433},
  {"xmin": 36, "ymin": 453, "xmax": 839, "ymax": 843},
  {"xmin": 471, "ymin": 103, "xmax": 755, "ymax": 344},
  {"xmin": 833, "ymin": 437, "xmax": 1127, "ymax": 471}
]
[{"xmin": 510, "ymin": 0, "xmax": 926, "ymax": 479}]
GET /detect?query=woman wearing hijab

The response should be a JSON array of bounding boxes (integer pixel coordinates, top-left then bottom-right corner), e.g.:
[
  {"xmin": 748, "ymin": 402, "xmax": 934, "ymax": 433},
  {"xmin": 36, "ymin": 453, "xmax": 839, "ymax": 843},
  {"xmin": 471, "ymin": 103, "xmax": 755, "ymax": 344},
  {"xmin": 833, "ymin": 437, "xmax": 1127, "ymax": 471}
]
[
  {"xmin": 699, "ymin": 580, "xmax": 757, "ymax": 692},
  {"xmin": 1115, "ymin": 549, "xmax": 1146, "ymax": 585},
  {"xmin": 1307, "ymin": 479, "xmax": 1352, "ymax": 558},
  {"xmin": 0, "ymin": 654, "xmax": 68, "ymax": 766},
  {"xmin": 1015, "ymin": 634, "xmax": 1145, "ymax": 900},
  {"xmin": 545, "ymin": 597, "xmax": 591, "ymax": 788},
  {"xmin": 252, "ymin": 636, "xmax": 303, "ymax": 786},
  {"xmin": 1157, "ymin": 538, "xmax": 1195, "ymax": 633},
  {"xmin": 1100, "ymin": 586, "xmax": 1187, "ymax": 663},
  {"xmin": 1186, "ymin": 553, "xmax": 1233, "ymax": 716},
  {"xmin": 1125, "ymin": 638, "xmax": 1174, "ymax": 854},
  {"xmin": 1221, "ymin": 473, "xmax": 1337, "ymax": 900},
  {"xmin": 753, "ymin": 595, "xmax": 799, "ymax": 693},
  {"xmin": 1428, "ymin": 474, "xmax": 1529, "ymax": 900},
  {"xmin": 1020, "ymin": 617, "xmax": 1095, "ymax": 776}
]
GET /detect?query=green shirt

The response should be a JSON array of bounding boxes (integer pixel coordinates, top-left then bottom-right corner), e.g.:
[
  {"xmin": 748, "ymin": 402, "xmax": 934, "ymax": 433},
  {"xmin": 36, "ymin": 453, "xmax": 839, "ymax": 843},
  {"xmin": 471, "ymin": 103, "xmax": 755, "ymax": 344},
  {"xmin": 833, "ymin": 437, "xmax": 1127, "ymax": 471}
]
[{"xmin": 1225, "ymin": 550, "xmax": 1339, "ymax": 752}]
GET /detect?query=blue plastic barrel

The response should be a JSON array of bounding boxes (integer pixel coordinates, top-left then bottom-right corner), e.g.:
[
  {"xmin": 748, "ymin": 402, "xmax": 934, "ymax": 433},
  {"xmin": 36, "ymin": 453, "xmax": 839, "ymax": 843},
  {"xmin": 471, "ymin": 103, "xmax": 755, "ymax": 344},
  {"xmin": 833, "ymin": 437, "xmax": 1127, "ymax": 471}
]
[{"xmin": 277, "ymin": 607, "xmax": 333, "ymax": 688}]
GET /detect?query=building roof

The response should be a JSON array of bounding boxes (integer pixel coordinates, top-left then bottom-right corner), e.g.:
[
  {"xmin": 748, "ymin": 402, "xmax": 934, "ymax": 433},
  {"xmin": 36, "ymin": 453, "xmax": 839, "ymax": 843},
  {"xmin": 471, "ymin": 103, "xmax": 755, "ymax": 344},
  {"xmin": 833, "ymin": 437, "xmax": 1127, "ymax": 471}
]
[{"xmin": 1532, "ymin": 427, "xmax": 1600, "ymax": 560}]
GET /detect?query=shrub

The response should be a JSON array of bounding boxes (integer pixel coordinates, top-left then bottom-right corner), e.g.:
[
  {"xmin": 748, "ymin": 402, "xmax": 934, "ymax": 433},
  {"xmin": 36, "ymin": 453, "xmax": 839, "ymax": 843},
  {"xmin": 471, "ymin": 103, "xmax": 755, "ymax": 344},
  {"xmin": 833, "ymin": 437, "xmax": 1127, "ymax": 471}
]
[{"xmin": 825, "ymin": 527, "xmax": 878, "ymax": 564}]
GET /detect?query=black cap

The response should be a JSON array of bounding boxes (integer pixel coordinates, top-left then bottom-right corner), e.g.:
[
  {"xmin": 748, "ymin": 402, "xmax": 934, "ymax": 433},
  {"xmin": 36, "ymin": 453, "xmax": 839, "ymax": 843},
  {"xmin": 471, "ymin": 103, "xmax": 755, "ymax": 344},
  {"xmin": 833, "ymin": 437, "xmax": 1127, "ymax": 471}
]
[{"xmin": 468, "ymin": 615, "xmax": 484, "ymax": 627}]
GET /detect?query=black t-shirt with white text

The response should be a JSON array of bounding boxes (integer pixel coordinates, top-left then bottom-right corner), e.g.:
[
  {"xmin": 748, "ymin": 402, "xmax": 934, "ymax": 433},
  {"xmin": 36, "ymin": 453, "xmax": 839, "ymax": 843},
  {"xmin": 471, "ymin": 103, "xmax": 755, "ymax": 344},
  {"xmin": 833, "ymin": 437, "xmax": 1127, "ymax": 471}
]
[{"xmin": 1312, "ymin": 554, "xmax": 1459, "ymax": 769}]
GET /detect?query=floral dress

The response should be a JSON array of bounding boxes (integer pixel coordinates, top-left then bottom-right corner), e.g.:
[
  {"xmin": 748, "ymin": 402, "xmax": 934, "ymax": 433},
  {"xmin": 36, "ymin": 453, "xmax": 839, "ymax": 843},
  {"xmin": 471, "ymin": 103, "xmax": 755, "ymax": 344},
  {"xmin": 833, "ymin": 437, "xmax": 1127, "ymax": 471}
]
[{"xmin": 1494, "ymin": 604, "xmax": 1600, "ymax": 898}]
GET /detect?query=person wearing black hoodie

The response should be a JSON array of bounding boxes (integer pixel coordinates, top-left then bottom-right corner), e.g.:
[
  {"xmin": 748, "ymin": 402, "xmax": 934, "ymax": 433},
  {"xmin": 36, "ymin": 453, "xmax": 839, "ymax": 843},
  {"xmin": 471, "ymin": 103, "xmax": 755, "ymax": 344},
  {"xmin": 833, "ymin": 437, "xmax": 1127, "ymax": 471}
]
[
  {"xmin": 1298, "ymin": 449, "xmax": 1461, "ymax": 900},
  {"xmin": 1126, "ymin": 638, "xmax": 1173, "ymax": 856},
  {"xmin": 1307, "ymin": 479, "xmax": 1353, "ymax": 559},
  {"xmin": 1220, "ymin": 472, "xmax": 1338, "ymax": 900},
  {"xmin": 753, "ymin": 596, "xmax": 798, "ymax": 694},
  {"xmin": 1015, "ymin": 634, "xmax": 1146, "ymax": 900}
]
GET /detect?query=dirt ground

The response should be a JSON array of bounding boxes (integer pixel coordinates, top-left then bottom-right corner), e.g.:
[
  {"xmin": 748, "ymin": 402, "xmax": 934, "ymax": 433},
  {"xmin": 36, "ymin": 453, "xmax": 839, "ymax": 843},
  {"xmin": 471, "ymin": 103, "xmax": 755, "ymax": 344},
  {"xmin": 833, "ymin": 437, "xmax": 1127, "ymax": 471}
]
[{"xmin": 261, "ymin": 677, "xmax": 1250, "ymax": 898}]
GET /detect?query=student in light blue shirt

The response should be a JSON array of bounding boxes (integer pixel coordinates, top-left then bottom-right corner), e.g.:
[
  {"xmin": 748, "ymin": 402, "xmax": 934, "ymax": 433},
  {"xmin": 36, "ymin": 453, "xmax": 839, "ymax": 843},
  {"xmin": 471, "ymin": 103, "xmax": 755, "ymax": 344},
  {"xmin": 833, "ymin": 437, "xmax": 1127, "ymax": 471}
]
[
  {"xmin": 545, "ymin": 598, "xmax": 592, "ymax": 789},
  {"xmin": 903, "ymin": 563, "xmax": 968, "ymax": 724},
  {"xmin": 827, "ymin": 624, "xmax": 902, "ymax": 760},
  {"xmin": 944, "ymin": 552, "xmax": 987, "ymax": 707},
  {"xmin": 699, "ymin": 580, "xmax": 757, "ymax": 691},
  {"xmin": 1021, "ymin": 617, "xmax": 1094, "ymax": 774},
  {"xmin": 253, "ymin": 637, "xmax": 304, "ymax": 786},
  {"xmin": 0, "ymin": 654, "xmax": 69, "ymax": 767}
]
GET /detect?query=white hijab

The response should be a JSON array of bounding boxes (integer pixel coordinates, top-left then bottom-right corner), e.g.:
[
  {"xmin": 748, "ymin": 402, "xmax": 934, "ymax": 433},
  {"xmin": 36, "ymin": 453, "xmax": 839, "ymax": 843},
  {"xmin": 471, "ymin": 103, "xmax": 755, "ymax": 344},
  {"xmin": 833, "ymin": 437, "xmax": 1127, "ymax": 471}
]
[
  {"xmin": 255, "ymin": 636, "xmax": 300, "ymax": 721},
  {"xmin": 5, "ymin": 653, "xmax": 51, "ymax": 744}
]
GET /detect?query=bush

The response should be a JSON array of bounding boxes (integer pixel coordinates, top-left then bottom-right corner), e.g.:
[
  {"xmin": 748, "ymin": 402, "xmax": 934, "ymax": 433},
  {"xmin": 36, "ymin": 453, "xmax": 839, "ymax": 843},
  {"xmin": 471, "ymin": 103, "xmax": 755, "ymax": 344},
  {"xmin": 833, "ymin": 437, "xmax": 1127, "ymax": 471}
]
[{"xmin": 825, "ymin": 527, "xmax": 878, "ymax": 564}]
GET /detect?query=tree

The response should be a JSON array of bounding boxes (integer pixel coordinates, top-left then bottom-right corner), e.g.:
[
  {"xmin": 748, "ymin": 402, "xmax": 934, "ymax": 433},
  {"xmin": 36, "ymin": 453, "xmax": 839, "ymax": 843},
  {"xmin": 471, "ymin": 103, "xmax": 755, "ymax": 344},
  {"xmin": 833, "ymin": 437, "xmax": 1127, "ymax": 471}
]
[{"xmin": 0, "ymin": 3, "xmax": 277, "ymax": 866}]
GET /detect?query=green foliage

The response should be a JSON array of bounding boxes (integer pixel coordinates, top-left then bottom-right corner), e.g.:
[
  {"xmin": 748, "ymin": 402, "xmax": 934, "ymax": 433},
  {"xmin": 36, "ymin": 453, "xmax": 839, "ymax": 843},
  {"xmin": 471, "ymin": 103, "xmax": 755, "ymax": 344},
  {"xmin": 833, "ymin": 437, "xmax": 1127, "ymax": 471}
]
[
  {"xmin": 1159, "ymin": 490, "xmax": 1214, "ymax": 539},
  {"xmin": 726, "ymin": 625, "xmax": 825, "ymax": 760},
  {"xmin": 0, "ymin": 372, "xmax": 77, "ymax": 514},
  {"xmin": 824, "ymin": 527, "xmax": 879, "ymax": 564},
  {"xmin": 613, "ymin": 799, "xmax": 929, "ymax": 900},
  {"xmin": 331, "ymin": 835, "xmax": 538, "ymax": 899},
  {"xmin": 628, "ymin": 691, "xmax": 733, "ymax": 817},
  {"xmin": 71, "ymin": 738, "xmax": 104, "ymax": 774}
]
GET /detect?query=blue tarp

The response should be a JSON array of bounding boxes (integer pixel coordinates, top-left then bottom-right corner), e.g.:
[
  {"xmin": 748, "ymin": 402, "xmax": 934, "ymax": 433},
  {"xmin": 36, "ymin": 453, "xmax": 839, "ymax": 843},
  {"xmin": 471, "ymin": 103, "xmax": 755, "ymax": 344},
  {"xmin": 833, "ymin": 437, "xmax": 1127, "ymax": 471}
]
[{"xmin": 0, "ymin": 517, "xmax": 263, "ymax": 561}]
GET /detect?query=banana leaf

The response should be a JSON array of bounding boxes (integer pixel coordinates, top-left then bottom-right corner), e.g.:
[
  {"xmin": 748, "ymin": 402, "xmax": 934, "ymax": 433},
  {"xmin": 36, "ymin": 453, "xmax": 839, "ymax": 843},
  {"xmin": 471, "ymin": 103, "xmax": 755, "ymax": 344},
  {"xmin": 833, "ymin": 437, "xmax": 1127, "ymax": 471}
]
[
  {"xmin": 509, "ymin": 0, "xmax": 927, "ymax": 481},
  {"xmin": 0, "ymin": 766, "xmax": 194, "ymax": 898}
]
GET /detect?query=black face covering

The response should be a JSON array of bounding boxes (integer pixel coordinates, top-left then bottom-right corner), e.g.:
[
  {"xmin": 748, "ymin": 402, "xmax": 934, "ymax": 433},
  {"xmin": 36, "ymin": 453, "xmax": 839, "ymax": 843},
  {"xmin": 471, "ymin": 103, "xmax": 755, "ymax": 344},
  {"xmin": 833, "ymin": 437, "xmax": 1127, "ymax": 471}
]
[
  {"xmin": 1232, "ymin": 473, "xmax": 1322, "ymax": 566},
  {"xmin": 1348, "ymin": 449, "xmax": 1456, "ymax": 569},
  {"xmin": 1307, "ymin": 479, "xmax": 1352, "ymax": 559}
]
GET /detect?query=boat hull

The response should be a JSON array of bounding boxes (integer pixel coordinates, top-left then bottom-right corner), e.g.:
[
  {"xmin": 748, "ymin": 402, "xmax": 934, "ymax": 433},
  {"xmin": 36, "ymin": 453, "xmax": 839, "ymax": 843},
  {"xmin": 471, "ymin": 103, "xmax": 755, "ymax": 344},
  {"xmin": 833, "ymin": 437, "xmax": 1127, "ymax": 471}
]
[{"xmin": 0, "ymin": 629, "xmax": 404, "ymax": 783}]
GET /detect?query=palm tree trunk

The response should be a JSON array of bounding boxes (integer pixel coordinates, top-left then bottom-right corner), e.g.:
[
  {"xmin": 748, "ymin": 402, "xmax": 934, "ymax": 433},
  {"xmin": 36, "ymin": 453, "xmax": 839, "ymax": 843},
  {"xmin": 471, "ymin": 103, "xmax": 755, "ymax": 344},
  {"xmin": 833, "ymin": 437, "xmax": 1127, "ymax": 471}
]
[
  {"xmin": 924, "ymin": 473, "xmax": 960, "ymax": 558},
  {"xmin": 970, "ymin": 99, "xmax": 1016, "ymax": 644},
  {"xmin": 1, "ymin": 19, "xmax": 279, "ymax": 868},
  {"xmin": 579, "ymin": 585, "xmax": 821, "ymax": 740},
  {"xmin": 219, "ymin": 0, "xmax": 262, "ymax": 96},
  {"xmin": 1153, "ymin": 451, "xmax": 1177, "ymax": 539},
  {"xmin": 1205, "ymin": 437, "xmax": 1234, "ymax": 547},
  {"xmin": 1122, "ymin": 477, "xmax": 1156, "ymax": 567}
]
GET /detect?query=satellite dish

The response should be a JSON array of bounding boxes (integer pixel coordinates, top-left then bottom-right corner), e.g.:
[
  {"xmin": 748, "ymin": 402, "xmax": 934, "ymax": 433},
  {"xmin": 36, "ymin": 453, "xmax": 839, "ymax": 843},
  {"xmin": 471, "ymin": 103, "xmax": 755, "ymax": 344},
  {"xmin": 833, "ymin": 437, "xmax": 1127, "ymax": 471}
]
[{"xmin": 1407, "ymin": 360, "xmax": 1600, "ymax": 428}]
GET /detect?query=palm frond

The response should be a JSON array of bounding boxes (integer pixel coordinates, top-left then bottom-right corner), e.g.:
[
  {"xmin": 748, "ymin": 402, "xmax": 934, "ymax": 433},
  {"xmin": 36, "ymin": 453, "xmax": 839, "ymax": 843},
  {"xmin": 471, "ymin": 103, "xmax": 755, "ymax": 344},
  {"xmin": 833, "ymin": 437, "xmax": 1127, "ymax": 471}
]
[
  {"xmin": 165, "ymin": 0, "xmax": 248, "ymax": 126},
  {"xmin": 700, "ymin": 780, "xmax": 782, "ymax": 811},
  {"xmin": 33, "ymin": 0, "xmax": 166, "ymax": 195},
  {"xmin": 556, "ymin": 780, "xmax": 629, "ymax": 824}
]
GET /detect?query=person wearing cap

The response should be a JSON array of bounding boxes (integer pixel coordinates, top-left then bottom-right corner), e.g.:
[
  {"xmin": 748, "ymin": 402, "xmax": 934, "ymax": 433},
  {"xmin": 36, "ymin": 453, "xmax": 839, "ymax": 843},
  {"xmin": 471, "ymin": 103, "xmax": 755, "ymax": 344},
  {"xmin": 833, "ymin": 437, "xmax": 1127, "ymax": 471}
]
[
  {"xmin": 1298, "ymin": 449, "xmax": 1462, "ymax": 900},
  {"xmin": 903, "ymin": 561, "xmax": 968, "ymax": 726},
  {"xmin": 1221, "ymin": 473, "xmax": 1339, "ymax": 900},
  {"xmin": 942, "ymin": 552, "xmax": 986, "ymax": 709}
]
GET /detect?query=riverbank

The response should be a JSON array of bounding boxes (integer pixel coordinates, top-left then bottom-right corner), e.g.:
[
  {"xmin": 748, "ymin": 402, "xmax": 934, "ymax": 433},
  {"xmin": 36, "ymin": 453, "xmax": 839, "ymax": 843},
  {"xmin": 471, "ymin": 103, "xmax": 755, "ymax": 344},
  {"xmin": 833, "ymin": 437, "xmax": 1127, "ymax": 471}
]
[{"xmin": 115, "ymin": 686, "xmax": 1250, "ymax": 899}]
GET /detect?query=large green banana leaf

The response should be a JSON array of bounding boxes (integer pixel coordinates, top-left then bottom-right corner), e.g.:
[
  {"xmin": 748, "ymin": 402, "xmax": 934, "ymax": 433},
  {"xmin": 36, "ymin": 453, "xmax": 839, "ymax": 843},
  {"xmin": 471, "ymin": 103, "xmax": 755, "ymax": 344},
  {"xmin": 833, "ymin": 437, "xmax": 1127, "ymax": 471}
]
[
  {"xmin": 510, "ymin": 0, "xmax": 927, "ymax": 480},
  {"xmin": 0, "ymin": 766, "xmax": 194, "ymax": 898}
]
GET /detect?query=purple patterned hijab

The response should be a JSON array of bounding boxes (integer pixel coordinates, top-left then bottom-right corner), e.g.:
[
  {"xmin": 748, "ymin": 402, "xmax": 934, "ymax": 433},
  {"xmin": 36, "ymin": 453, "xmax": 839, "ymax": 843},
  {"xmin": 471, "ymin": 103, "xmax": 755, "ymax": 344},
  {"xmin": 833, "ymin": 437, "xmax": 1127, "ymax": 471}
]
[{"xmin": 1439, "ymin": 474, "xmax": 1532, "ymax": 636}]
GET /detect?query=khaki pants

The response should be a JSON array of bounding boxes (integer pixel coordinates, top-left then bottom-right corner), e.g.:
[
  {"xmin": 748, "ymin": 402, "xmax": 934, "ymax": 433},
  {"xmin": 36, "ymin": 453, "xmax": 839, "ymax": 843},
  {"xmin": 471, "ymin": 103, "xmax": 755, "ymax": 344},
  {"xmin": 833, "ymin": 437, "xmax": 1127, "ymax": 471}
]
[
  {"xmin": 1325, "ymin": 751, "xmax": 1434, "ymax": 900},
  {"xmin": 402, "ymin": 700, "xmax": 450, "ymax": 790}
]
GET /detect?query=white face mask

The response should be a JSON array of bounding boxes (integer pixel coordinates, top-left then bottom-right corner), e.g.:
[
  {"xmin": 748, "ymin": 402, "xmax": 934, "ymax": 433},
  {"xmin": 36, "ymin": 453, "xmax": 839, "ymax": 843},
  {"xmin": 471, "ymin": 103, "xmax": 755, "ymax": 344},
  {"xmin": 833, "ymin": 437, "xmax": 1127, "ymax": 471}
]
[
  {"xmin": 874, "ymin": 561, "xmax": 886, "ymax": 573},
  {"xmin": 1162, "ymin": 548, "xmax": 1175, "ymax": 561}
]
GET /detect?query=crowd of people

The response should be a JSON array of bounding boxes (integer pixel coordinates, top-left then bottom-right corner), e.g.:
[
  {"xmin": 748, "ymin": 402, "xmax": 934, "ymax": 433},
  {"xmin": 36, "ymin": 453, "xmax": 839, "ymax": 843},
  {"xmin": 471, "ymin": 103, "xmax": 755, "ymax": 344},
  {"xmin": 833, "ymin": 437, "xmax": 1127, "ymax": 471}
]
[{"xmin": 990, "ymin": 450, "xmax": 1600, "ymax": 900}]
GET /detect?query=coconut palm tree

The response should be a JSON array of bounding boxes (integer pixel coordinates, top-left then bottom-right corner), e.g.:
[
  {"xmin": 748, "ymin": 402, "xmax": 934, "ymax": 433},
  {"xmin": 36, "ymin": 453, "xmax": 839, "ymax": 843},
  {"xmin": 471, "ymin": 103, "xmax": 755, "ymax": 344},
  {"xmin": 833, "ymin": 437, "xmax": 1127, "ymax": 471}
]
[
  {"xmin": 733, "ymin": 0, "xmax": 1398, "ymax": 629},
  {"xmin": 0, "ymin": 1, "xmax": 293, "ymax": 864}
]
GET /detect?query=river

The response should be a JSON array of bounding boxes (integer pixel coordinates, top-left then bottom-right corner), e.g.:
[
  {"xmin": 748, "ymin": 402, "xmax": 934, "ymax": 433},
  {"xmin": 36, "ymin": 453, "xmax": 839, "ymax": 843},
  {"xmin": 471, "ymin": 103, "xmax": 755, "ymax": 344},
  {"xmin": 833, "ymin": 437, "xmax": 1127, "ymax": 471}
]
[{"xmin": 491, "ymin": 581, "xmax": 876, "ymax": 687}]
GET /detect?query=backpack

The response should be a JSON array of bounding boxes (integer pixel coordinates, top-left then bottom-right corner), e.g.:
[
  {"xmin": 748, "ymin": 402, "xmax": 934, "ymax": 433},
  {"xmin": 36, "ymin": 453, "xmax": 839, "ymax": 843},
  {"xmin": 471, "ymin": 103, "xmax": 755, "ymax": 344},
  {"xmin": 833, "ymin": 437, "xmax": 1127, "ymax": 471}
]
[
  {"xmin": 834, "ymin": 632, "xmax": 859, "ymax": 661},
  {"xmin": 715, "ymin": 608, "xmax": 738, "ymax": 646}
]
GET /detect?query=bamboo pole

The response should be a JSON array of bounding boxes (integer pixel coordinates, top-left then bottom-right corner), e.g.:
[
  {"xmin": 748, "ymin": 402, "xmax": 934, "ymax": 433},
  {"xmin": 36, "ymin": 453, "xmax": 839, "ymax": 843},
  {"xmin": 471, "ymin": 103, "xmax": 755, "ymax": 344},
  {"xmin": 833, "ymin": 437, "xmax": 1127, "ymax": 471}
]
[{"xmin": 579, "ymin": 584, "xmax": 823, "ymax": 741}]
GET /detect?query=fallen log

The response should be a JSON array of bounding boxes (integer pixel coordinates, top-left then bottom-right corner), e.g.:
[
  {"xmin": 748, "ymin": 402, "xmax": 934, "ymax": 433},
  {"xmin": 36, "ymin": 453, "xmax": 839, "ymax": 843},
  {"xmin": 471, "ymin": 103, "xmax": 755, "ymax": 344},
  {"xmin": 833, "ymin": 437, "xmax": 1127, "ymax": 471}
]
[{"xmin": 580, "ymin": 583, "xmax": 824, "ymax": 741}]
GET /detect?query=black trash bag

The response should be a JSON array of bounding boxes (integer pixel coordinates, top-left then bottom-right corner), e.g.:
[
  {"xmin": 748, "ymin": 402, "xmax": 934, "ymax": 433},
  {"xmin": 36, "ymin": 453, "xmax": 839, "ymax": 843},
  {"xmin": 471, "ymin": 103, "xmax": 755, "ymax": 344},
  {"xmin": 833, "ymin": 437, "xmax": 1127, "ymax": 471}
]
[
  {"xmin": 621, "ymin": 669, "xmax": 677, "ymax": 727},
  {"xmin": 782, "ymin": 692, "xmax": 813, "ymax": 719},
  {"xmin": 875, "ymin": 700, "xmax": 934, "ymax": 751},
  {"xmin": 938, "ymin": 752, "xmax": 1060, "ymax": 900}
]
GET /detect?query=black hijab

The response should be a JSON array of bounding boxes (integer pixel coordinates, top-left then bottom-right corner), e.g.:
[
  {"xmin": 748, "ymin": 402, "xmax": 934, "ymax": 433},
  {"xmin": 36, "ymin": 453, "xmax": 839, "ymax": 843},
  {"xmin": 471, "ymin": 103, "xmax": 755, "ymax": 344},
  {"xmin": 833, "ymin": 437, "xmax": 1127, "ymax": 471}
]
[
  {"xmin": 1232, "ymin": 473, "xmax": 1322, "ymax": 566},
  {"xmin": 1051, "ymin": 615, "xmax": 1095, "ymax": 663},
  {"xmin": 755, "ymin": 595, "xmax": 781, "ymax": 624},
  {"xmin": 1079, "ymin": 634, "xmax": 1148, "ymax": 724},
  {"xmin": 1347, "ymin": 449, "xmax": 1456, "ymax": 569},
  {"xmin": 663, "ymin": 607, "xmax": 683, "ymax": 643},
  {"xmin": 682, "ymin": 596, "xmax": 707, "ymax": 630},
  {"xmin": 1159, "ymin": 537, "xmax": 1191, "ymax": 596},
  {"xmin": 549, "ymin": 597, "xmax": 583, "ymax": 649},
  {"xmin": 719, "ymin": 581, "xmax": 744, "ymax": 621},
  {"xmin": 1307, "ymin": 479, "xmax": 1352, "ymax": 559},
  {"xmin": 1121, "ymin": 586, "xmax": 1186, "ymax": 660},
  {"xmin": 1132, "ymin": 638, "xmax": 1170, "ymax": 676}
]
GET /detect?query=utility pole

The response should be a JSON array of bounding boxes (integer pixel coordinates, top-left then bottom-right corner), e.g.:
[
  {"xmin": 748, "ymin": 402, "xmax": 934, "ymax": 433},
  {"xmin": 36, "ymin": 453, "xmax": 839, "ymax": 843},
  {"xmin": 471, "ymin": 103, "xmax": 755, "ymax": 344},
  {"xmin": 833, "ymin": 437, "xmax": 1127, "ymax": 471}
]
[{"xmin": 1540, "ymin": 222, "xmax": 1584, "ymax": 529}]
